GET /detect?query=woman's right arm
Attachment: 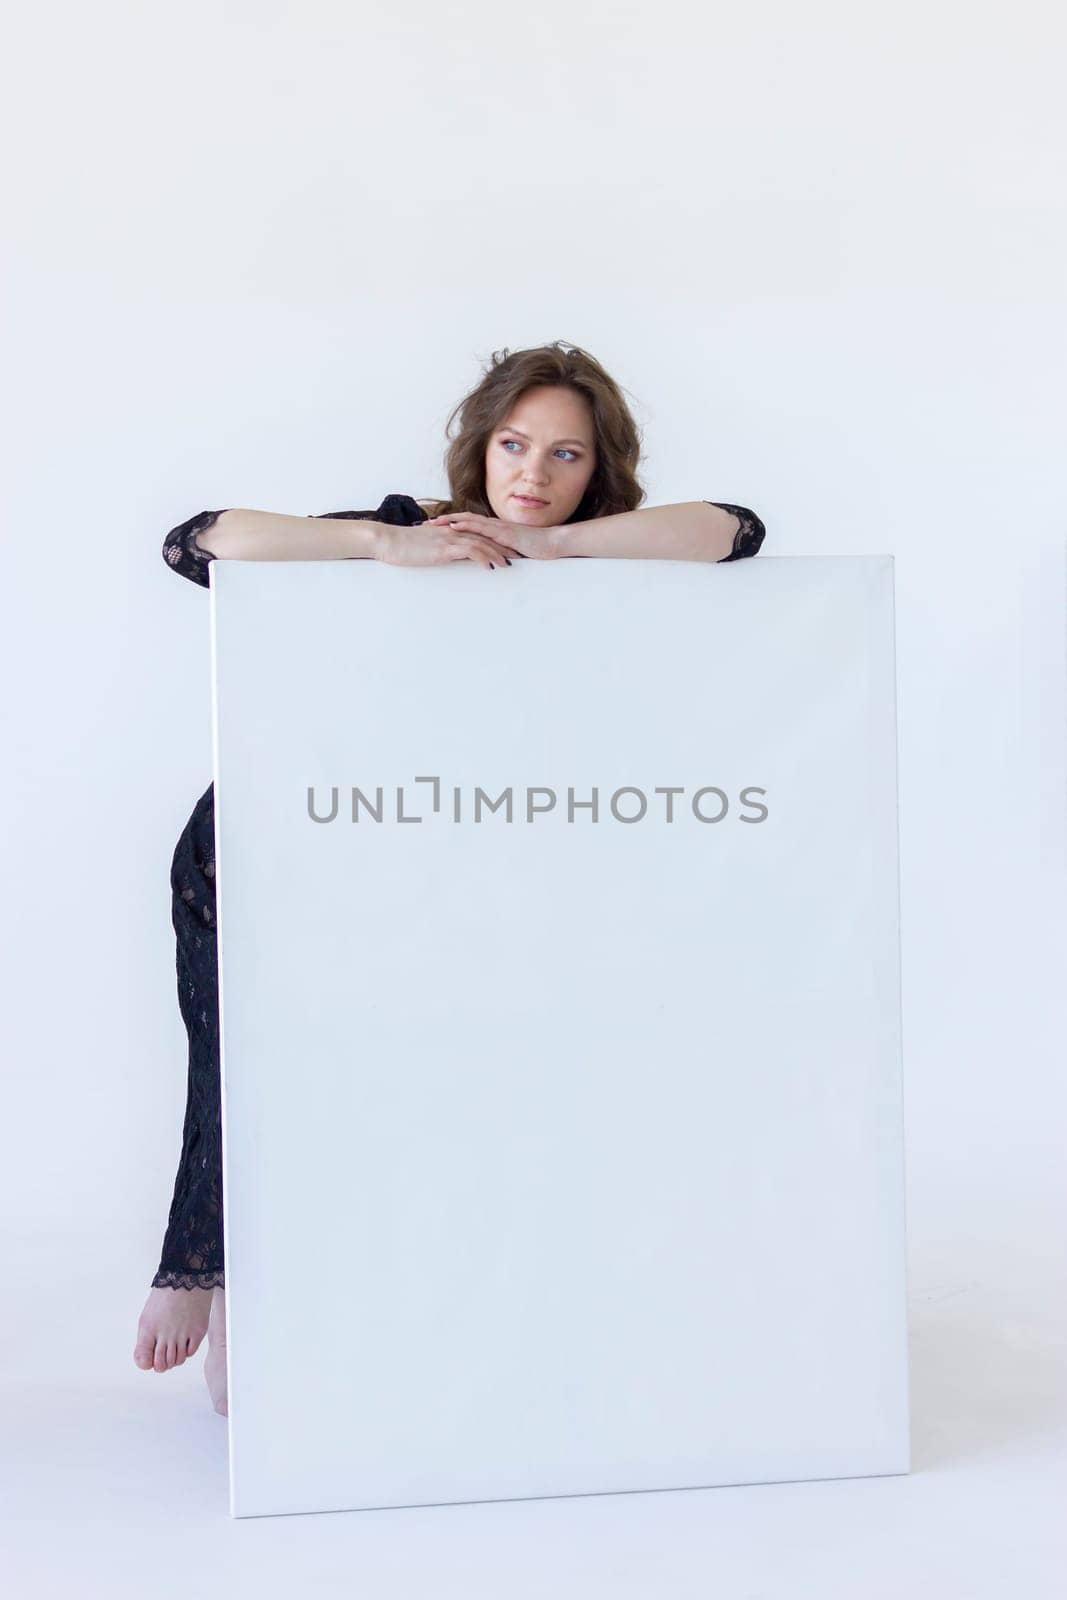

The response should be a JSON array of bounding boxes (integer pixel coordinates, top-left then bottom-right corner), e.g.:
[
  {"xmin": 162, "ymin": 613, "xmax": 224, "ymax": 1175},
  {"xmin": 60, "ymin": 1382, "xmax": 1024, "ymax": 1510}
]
[
  {"xmin": 162, "ymin": 508, "xmax": 381, "ymax": 588},
  {"xmin": 162, "ymin": 507, "xmax": 516, "ymax": 587}
]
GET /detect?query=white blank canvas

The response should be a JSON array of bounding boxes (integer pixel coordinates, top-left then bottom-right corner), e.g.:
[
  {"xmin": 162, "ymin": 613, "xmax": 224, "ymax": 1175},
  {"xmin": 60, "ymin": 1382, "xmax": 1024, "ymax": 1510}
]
[{"xmin": 209, "ymin": 554, "xmax": 910, "ymax": 1519}]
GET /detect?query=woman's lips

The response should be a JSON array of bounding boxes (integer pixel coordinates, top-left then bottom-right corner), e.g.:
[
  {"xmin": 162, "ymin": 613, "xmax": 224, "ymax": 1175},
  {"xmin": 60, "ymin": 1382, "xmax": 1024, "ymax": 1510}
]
[{"xmin": 513, "ymin": 494, "xmax": 548, "ymax": 506}]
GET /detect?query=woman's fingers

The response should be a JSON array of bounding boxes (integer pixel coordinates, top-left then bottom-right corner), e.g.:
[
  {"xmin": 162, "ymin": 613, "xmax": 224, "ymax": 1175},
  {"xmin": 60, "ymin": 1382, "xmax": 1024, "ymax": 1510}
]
[
  {"xmin": 435, "ymin": 515, "xmax": 524, "ymax": 559},
  {"xmin": 479, "ymin": 540, "xmax": 515, "ymax": 564},
  {"xmin": 456, "ymin": 534, "xmax": 512, "ymax": 569}
]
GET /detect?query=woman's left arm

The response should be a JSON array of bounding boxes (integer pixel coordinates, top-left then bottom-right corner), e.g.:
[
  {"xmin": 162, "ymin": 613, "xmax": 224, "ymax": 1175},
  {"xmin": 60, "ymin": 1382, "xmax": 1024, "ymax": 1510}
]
[{"xmin": 554, "ymin": 501, "xmax": 765, "ymax": 562}]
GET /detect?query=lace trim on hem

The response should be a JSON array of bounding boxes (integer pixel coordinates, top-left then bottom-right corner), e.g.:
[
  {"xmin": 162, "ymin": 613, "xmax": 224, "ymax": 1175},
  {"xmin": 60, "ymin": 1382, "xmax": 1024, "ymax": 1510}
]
[
  {"xmin": 704, "ymin": 501, "xmax": 767, "ymax": 561},
  {"xmin": 162, "ymin": 509, "xmax": 228, "ymax": 587},
  {"xmin": 151, "ymin": 1270, "xmax": 225, "ymax": 1291}
]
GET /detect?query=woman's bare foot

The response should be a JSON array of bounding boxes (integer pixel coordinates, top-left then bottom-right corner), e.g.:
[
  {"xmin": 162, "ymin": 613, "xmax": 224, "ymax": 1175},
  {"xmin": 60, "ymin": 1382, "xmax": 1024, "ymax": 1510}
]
[
  {"xmin": 134, "ymin": 1284, "xmax": 214, "ymax": 1373},
  {"xmin": 204, "ymin": 1287, "xmax": 228, "ymax": 1416}
]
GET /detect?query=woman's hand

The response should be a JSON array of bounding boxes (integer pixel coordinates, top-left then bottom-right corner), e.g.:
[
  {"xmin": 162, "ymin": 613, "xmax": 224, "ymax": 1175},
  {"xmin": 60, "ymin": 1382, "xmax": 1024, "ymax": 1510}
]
[
  {"xmin": 373, "ymin": 521, "xmax": 515, "ymax": 570},
  {"xmin": 423, "ymin": 512, "xmax": 565, "ymax": 561}
]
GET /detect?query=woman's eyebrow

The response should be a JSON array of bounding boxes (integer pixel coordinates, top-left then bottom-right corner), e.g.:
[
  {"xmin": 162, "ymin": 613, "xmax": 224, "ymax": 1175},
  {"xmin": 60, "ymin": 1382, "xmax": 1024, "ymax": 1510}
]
[{"xmin": 499, "ymin": 426, "xmax": 589, "ymax": 447}]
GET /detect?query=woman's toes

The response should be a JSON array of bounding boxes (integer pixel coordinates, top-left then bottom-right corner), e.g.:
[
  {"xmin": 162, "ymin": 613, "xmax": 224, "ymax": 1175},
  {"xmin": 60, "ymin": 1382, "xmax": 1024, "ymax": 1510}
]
[
  {"xmin": 203, "ymin": 1341, "xmax": 229, "ymax": 1415},
  {"xmin": 153, "ymin": 1340, "xmax": 169, "ymax": 1373},
  {"xmin": 133, "ymin": 1335, "xmax": 155, "ymax": 1370}
]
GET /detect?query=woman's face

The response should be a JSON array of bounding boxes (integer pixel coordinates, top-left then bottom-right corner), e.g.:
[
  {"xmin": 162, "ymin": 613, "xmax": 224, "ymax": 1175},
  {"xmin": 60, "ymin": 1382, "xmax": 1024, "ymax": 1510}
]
[{"xmin": 483, "ymin": 385, "xmax": 597, "ymax": 528}]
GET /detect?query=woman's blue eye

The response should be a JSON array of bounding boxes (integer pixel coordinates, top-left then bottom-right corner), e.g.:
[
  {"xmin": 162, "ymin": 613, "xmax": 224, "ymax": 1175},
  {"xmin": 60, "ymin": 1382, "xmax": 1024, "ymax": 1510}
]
[{"xmin": 501, "ymin": 438, "xmax": 579, "ymax": 461}]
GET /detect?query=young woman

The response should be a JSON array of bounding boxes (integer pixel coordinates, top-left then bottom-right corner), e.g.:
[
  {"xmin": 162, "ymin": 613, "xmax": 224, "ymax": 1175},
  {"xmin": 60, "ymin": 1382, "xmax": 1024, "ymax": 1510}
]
[{"xmin": 132, "ymin": 340, "xmax": 767, "ymax": 1415}]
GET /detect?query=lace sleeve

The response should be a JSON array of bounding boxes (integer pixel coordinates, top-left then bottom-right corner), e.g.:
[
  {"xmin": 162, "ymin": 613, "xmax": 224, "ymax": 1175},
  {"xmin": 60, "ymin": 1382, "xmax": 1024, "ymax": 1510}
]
[
  {"xmin": 162, "ymin": 510, "xmax": 230, "ymax": 588},
  {"xmin": 705, "ymin": 502, "xmax": 767, "ymax": 562}
]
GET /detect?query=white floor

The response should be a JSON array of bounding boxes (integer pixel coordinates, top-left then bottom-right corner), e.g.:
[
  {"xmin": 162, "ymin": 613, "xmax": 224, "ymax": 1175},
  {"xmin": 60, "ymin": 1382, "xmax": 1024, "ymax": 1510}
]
[{"xmin": 5, "ymin": 1173, "xmax": 1064, "ymax": 1600}]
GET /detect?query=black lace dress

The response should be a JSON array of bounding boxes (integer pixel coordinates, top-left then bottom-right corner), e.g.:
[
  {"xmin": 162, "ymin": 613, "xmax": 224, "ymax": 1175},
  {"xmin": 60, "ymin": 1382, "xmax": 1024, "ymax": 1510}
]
[{"xmin": 151, "ymin": 493, "xmax": 767, "ymax": 1290}]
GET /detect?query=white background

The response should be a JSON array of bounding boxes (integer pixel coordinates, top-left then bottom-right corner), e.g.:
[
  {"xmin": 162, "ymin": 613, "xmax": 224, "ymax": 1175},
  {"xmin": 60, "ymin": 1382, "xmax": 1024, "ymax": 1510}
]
[{"xmin": 1, "ymin": 0, "xmax": 1063, "ymax": 1593}]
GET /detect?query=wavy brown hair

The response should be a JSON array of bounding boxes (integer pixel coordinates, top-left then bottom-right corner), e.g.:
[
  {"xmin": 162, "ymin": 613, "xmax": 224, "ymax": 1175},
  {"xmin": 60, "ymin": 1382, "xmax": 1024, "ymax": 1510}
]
[{"xmin": 420, "ymin": 341, "xmax": 646, "ymax": 523}]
